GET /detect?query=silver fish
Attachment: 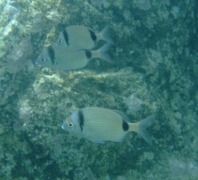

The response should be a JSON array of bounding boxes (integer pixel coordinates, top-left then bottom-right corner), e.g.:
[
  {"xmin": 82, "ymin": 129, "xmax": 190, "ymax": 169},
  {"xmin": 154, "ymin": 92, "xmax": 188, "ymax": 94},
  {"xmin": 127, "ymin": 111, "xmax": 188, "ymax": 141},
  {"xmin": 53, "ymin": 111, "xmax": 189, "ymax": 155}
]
[
  {"xmin": 56, "ymin": 25, "xmax": 111, "ymax": 49},
  {"xmin": 36, "ymin": 43, "xmax": 111, "ymax": 71},
  {"xmin": 61, "ymin": 107, "xmax": 154, "ymax": 144}
]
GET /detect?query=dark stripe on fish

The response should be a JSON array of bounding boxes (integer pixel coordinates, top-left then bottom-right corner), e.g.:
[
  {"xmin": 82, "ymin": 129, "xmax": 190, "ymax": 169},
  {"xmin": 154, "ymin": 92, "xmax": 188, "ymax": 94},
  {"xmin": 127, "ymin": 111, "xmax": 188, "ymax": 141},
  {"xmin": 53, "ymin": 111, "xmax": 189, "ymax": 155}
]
[
  {"xmin": 89, "ymin": 30, "xmax": 97, "ymax": 41},
  {"xmin": 122, "ymin": 120, "xmax": 129, "ymax": 131},
  {"xmin": 63, "ymin": 29, "xmax": 69, "ymax": 46},
  {"xmin": 85, "ymin": 50, "xmax": 92, "ymax": 59},
  {"xmin": 78, "ymin": 110, "xmax": 84, "ymax": 131},
  {"xmin": 47, "ymin": 46, "xmax": 55, "ymax": 64}
]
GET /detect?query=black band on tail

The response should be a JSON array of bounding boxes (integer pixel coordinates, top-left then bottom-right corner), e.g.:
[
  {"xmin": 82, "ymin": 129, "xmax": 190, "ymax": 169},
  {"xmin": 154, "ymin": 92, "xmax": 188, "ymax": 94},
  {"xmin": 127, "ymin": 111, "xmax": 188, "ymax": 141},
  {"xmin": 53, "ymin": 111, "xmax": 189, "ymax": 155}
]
[
  {"xmin": 122, "ymin": 120, "xmax": 129, "ymax": 131},
  {"xmin": 85, "ymin": 50, "xmax": 92, "ymax": 59},
  {"xmin": 89, "ymin": 30, "xmax": 97, "ymax": 41}
]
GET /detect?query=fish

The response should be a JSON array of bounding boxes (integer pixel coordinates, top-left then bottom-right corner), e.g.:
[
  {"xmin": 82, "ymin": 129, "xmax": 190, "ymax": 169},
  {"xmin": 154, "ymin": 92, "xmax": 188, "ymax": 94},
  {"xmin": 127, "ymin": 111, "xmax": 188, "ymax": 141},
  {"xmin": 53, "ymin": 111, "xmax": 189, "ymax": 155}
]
[
  {"xmin": 61, "ymin": 107, "xmax": 154, "ymax": 144},
  {"xmin": 36, "ymin": 43, "xmax": 112, "ymax": 71},
  {"xmin": 55, "ymin": 25, "xmax": 111, "ymax": 49}
]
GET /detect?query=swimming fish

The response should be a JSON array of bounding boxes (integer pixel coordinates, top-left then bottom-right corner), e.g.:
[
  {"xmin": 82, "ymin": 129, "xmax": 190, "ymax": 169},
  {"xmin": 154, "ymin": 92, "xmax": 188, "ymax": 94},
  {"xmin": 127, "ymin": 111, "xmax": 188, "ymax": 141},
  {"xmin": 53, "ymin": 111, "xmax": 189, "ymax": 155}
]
[
  {"xmin": 36, "ymin": 43, "xmax": 111, "ymax": 71},
  {"xmin": 56, "ymin": 25, "xmax": 111, "ymax": 49},
  {"xmin": 61, "ymin": 107, "xmax": 154, "ymax": 144}
]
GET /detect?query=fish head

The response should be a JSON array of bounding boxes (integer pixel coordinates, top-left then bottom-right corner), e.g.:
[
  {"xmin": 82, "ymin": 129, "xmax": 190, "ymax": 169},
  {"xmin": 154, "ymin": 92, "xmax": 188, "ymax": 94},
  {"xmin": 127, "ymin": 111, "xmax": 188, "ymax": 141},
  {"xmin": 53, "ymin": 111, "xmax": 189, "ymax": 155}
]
[
  {"xmin": 61, "ymin": 111, "xmax": 81, "ymax": 133},
  {"xmin": 36, "ymin": 46, "xmax": 55, "ymax": 68},
  {"xmin": 55, "ymin": 33, "xmax": 64, "ymax": 46},
  {"xmin": 54, "ymin": 31, "xmax": 69, "ymax": 47}
]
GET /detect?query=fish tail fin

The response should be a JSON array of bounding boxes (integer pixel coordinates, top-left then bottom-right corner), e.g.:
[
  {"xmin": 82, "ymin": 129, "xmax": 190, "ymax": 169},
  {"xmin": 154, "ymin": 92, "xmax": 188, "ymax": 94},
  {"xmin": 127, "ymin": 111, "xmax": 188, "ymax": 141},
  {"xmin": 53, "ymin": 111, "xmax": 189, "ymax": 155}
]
[
  {"xmin": 98, "ymin": 43, "xmax": 112, "ymax": 63},
  {"xmin": 129, "ymin": 115, "xmax": 154, "ymax": 145},
  {"xmin": 100, "ymin": 25, "xmax": 113, "ymax": 44}
]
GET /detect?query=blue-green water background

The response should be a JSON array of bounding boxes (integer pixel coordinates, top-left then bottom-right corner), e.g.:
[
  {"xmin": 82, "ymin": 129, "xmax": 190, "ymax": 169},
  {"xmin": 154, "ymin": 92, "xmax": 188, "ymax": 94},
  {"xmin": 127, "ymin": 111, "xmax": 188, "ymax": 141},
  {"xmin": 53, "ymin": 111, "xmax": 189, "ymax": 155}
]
[{"xmin": 0, "ymin": 0, "xmax": 198, "ymax": 179}]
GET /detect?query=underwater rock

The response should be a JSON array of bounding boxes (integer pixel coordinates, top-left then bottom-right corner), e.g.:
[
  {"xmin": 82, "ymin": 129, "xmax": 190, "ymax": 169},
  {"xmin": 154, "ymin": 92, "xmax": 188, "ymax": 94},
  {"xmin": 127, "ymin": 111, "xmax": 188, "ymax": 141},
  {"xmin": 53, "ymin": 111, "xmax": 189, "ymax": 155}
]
[
  {"xmin": 133, "ymin": 0, "xmax": 151, "ymax": 11},
  {"xmin": 6, "ymin": 37, "xmax": 33, "ymax": 74}
]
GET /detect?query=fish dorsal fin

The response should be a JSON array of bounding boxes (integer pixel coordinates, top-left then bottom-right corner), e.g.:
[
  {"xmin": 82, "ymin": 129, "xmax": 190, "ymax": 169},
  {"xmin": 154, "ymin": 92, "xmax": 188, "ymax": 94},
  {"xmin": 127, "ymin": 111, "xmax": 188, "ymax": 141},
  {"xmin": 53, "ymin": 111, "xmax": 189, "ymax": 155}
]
[{"xmin": 113, "ymin": 110, "xmax": 130, "ymax": 122}]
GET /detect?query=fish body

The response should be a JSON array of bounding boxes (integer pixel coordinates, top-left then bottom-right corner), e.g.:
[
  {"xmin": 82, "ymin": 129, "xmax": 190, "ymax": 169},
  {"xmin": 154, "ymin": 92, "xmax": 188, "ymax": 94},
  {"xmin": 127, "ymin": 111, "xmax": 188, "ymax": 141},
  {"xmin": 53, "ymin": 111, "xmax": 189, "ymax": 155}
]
[
  {"xmin": 56, "ymin": 25, "xmax": 111, "ymax": 49},
  {"xmin": 61, "ymin": 107, "xmax": 153, "ymax": 144},
  {"xmin": 36, "ymin": 43, "xmax": 111, "ymax": 71}
]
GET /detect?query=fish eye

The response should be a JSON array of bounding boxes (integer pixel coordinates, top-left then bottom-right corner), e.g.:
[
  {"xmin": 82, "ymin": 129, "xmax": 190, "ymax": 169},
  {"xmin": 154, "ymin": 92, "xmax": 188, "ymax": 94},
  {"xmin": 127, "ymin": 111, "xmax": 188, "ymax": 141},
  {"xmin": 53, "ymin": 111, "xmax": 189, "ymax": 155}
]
[
  {"xmin": 69, "ymin": 122, "xmax": 73, "ymax": 127},
  {"xmin": 41, "ymin": 58, "xmax": 45, "ymax": 62},
  {"xmin": 57, "ymin": 39, "xmax": 62, "ymax": 44}
]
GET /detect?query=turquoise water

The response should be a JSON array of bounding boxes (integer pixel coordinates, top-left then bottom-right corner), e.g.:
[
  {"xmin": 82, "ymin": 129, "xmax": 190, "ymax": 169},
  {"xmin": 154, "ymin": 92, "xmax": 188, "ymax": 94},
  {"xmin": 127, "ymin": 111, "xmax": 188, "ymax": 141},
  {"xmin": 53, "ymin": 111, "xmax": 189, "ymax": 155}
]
[{"xmin": 0, "ymin": 0, "xmax": 197, "ymax": 179}]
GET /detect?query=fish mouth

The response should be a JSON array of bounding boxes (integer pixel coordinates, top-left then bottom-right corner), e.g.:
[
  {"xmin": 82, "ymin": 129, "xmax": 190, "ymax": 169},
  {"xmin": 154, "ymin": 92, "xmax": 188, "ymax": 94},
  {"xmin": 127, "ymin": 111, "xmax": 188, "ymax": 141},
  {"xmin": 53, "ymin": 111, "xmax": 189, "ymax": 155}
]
[{"xmin": 61, "ymin": 122, "xmax": 66, "ymax": 130}]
